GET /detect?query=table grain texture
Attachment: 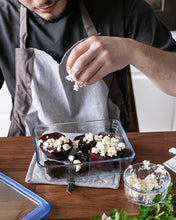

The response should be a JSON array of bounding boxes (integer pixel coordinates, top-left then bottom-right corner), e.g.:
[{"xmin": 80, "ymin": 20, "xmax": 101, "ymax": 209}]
[{"xmin": 0, "ymin": 132, "xmax": 176, "ymax": 219}]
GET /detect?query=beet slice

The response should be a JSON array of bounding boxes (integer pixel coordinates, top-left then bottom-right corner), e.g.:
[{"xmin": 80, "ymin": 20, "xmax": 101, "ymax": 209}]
[
  {"xmin": 44, "ymin": 160, "xmax": 66, "ymax": 178},
  {"xmin": 89, "ymin": 133, "xmax": 132, "ymax": 171},
  {"xmin": 69, "ymin": 152, "xmax": 89, "ymax": 173},
  {"xmin": 73, "ymin": 134, "xmax": 96, "ymax": 153},
  {"xmin": 89, "ymin": 148, "xmax": 131, "ymax": 170},
  {"xmin": 98, "ymin": 132, "xmax": 115, "ymax": 138},
  {"xmin": 39, "ymin": 132, "xmax": 73, "ymax": 160}
]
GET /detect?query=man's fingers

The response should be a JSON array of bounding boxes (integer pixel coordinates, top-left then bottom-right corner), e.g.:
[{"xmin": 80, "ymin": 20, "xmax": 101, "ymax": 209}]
[{"xmin": 66, "ymin": 40, "xmax": 90, "ymax": 73}]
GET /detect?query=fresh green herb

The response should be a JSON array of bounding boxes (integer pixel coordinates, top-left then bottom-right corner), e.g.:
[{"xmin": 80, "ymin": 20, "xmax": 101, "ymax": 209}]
[
  {"xmin": 90, "ymin": 215, "xmax": 101, "ymax": 220},
  {"xmin": 90, "ymin": 182, "xmax": 176, "ymax": 220}
]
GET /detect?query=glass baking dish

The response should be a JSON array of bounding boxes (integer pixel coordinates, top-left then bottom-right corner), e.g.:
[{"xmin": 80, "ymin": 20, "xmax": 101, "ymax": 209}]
[{"xmin": 33, "ymin": 119, "xmax": 135, "ymax": 187}]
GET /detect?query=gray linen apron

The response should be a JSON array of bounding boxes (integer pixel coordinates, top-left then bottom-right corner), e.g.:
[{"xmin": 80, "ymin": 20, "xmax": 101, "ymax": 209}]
[{"xmin": 8, "ymin": 0, "xmax": 125, "ymax": 136}]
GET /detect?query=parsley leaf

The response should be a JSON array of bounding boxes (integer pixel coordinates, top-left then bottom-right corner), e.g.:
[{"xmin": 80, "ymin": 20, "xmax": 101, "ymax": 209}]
[{"xmin": 90, "ymin": 215, "xmax": 101, "ymax": 220}]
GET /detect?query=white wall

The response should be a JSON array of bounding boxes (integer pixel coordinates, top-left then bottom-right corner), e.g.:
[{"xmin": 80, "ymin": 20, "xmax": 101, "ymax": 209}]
[
  {"xmin": 130, "ymin": 66, "xmax": 176, "ymax": 132},
  {"xmin": 130, "ymin": 31, "xmax": 176, "ymax": 132},
  {"xmin": 0, "ymin": 83, "xmax": 12, "ymax": 136}
]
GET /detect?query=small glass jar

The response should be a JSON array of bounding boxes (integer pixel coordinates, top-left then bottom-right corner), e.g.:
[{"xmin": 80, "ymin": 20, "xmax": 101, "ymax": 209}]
[{"xmin": 123, "ymin": 162, "xmax": 171, "ymax": 206}]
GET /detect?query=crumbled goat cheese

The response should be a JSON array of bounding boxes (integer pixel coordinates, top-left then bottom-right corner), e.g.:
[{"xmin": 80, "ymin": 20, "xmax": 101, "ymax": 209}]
[
  {"xmin": 68, "ymin": 155, "xmax": 75, "ymax": 162},
  {"xmin": 91, "ymin": 147, "xmax": 100, "ymax": 154},
  {"xmin": 73, "ymin": 159, "xmax": 81, "ymax": 172},
  {"xmin": 73, "ymin": 81, "xmax": 80, "ymax": 91},
  {"xmin": 107, "ymin": 147, "xmax": 117, "ymax": 157},
  {"xmin": 69, "ymin": 156, "xmax": 83, "ymax": 172},
  {"xmin": 91, "ymin": 134, "xmax": 125, "ymax": 157},
  {"xmin": 94, "ymin": 135, "xmax": 103, "ymax": 142},
  {"xmin": 39, "ymin": 136, "xmax": 71, "ymax": 151},
  {"xmin": 65, "ymin": 74, "xmax": 86, "ymax": 91},
  {"xmin": 143, "ymin": 160, "xmax": 150, "ymax": 170},
  {"xmin": 111, "ymin": 137, "xmax": 119, "ymax": 146},
  {"xmin": 117, "ymin": 142, "xmax": 125, "ymax": 151},
  {"xmin": 37, "ymin": 139, "xmax": 43, "ymax": 146},
  {"xmin": 73, "ymin": 140, "xmax": 79, "ymax": 149},
  {"xmin": 126, "ymin": 172, "xmax": 160, "ymax": 191},
  {"xmin": 62, "ymin": 144, "xmax": 71, "ymax": 151},
  {"xmin": 65, "ymin": 74, "xmax": 76, "ymax": 82},
  {"xmin": 155, "ymin": 164, "xmax": 165, "ymax": 173},
  {"xmin": 83, "ymin": 133, "xmax": 94, "ymax": 143}
]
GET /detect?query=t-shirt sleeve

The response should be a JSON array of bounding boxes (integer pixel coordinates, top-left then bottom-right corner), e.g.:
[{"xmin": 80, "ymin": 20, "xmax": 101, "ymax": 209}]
[{"xmin": 124, "ymin": 0, "xmax": 176, "ymax": 52}]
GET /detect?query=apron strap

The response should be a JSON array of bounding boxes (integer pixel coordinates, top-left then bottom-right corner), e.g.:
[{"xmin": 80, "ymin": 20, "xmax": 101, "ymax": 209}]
[
  {"xmin": 20, "ymin": 5, "xmax": 28, "ymax": 49},
  {"xmin": 77, "ymin": 0, "xmax": 98, "ymax": 36}
]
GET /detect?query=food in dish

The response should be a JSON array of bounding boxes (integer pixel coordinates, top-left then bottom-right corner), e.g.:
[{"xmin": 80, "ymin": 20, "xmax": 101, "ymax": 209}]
[
  {"xmin": 73, "ymin": 133, "xmax": 96, "ymax": 153},
  {"xmin": 68, "ymin": 151, "xmax": 89, "ymax": 173},
  {"xmin": 44, "ymin": 160, "xmax": 66, "ymax": 178},
  {"xmin": 38, "ymin": 130, "xmax": 132, "ymax": 176},
  {"xmin": 89, "ymin": 133, "xmax": 132, "ymax": 170},
  {"xmin": 123, "ymin": 161, "xmax": 171, "ymax": 206},
  {"xmin": 38, "ymin": 132, "xmax": 73, "ymax": 160}
]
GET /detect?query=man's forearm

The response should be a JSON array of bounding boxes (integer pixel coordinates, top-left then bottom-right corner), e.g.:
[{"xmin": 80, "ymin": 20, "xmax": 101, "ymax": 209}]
[{"xmin": 129, "ymin": 39, "xmax": 176, "ymax": 96}]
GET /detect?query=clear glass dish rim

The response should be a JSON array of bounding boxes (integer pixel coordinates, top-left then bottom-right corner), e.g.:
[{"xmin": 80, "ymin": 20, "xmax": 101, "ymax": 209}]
[
  {"xmin": 123, "ymin": 162, "xmax": 171, "ymax": 194},
  {"xmin": 33, "ymin": 119, "xmax": 135, "ymax": 168}
]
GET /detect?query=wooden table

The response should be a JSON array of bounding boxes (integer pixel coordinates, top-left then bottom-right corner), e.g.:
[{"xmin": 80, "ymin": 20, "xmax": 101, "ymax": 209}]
[{"xmin": 0, "ymin": 132, "xmax": 176, "ymax": 219}]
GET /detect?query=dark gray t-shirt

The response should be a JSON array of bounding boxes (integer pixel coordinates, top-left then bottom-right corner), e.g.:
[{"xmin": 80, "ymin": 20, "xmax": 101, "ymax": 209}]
[{"xmin": 0, "ymin": 0, "xmax": 176, "ymax": 104}]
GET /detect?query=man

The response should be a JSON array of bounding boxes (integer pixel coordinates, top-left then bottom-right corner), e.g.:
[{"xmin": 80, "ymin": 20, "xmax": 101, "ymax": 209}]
[{"xmin": 0, "ymin": 0, "xmax": 176, "ymax": 136}]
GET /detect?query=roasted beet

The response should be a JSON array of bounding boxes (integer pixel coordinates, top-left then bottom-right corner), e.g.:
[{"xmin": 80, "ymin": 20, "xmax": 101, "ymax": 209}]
[
  {"xmin": 44, "ymin": 160, "xmax": 66, "ymax": 178},
  {"xmin": 73, "ymin": 133, "xmax": 96, "ymax": 153},
  {"xmin": 89, "ymin": 149, "xmax": 132, "ymax": 170},
  {"xmin": 89, "ymin": 134, "xmax": 132, "ymax": 171},
  {"xmin": 98, "ymin": 132, "xmax": 115, "ymax": 138},
  {"xmin": 39, "ymin": 132, "xmax": 73, "ymax": 160},
  {"xmin": 68, "ymin": 152, "xmax": 89, "ymax": 173}
]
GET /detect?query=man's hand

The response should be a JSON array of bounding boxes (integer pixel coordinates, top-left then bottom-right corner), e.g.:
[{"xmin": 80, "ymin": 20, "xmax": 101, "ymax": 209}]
[
  {"xmin": 66, "ymin": 36, "xmax": 132, "ymax": 85},
  {"xmin": 66, "ymin": 35, "xmax": 176, "ymax": 96}
]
